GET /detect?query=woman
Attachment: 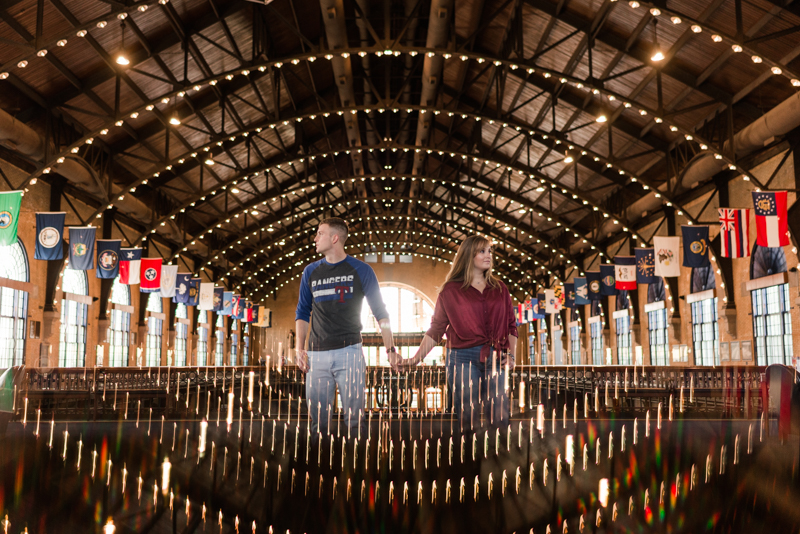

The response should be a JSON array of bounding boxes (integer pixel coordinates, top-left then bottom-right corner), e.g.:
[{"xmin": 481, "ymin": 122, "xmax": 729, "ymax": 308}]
[{"xmin": 390, "ymin": 235, "xmax": 517, "ymax": 431}]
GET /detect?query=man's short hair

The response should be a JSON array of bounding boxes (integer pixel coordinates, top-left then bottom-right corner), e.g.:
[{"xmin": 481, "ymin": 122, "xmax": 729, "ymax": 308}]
[{"xmin": 320, "ymin": 217, "xmax": 349, "ymax": 242}]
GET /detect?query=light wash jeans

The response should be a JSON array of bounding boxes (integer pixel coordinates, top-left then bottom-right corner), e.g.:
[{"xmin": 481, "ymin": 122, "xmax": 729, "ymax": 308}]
[
  {"xmin": 447, "ymin": 345, "xmax": 509, "ymax": 432},
  {"xmin": 306, "ymin": 343, "xmax": 365, "ymax": 437}
]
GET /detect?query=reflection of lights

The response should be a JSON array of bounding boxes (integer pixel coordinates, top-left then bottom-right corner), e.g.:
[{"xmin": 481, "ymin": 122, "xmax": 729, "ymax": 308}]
[
  {"xmin": 599, "ymin": 478, "xmax": 610, "ymax": 507},
  {"xmin": 104, "ymin": 519, "xmax": 115, "ymax": 534},
  {"xmin": 161, "ymin": 457, "xmax": 171, "ymax": 495}
]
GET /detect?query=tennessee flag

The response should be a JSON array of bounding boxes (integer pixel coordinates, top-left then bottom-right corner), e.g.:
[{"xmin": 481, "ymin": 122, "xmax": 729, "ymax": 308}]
[{"xmin": 719, "ymin": 208, "xmax": 750, "ymax": 258}]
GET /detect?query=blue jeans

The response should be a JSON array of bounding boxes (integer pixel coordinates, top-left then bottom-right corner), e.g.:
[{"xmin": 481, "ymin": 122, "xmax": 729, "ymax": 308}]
[
  {"xmin": 447, "ymin": 345, "xmax": 509, "ymax": 432},
  {"xmin": 306, "ymin": 343, "xmax": 365, "ymax": 437}
]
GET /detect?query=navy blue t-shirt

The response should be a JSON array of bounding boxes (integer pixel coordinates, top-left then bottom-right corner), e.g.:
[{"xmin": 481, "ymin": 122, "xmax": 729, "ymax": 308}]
[{"xmin": 295, "ymin": 255, "xmax": 389, "ymax": 351}]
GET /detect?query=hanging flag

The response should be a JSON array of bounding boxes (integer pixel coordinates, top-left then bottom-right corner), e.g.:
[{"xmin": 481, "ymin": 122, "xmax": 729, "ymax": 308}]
[
  {"xmin": 222, "ymin": 291, "xmax": 234, "ymax": 315},
  {"xmin": 231, "ymin": 295, "xmax": 241, "ymax": 317},
  {"xmin": 752, "ymin": 191, "xmax": 789, "ymax": 247},
  {"xmin": 213, "ymin": 287, "xmax": 224, "ymax": 312},
  {"xmin": 634, "ymin": 248, "xmax": 656, "ymax": 284},
  {"xmin": 68, "ymin": 227, "xmax": 96, "ymax": 270},
  {"xmin": 198, "ymin": 283, "xmax": 215, "ymax": 310},
  {"xmin": 523, "ymin": 300, "xmax": 533, "ymax": 322},
  {"xmin": 544, "ymin": 289, "xmax": 556, "ymax": 314},
  {"xmin": 159, "ymin": 265, "xmax": 178, "ymax": 298},
  {"xmin": 515, "ymin": 303, "xmax": 524, "ymax": 324},
  {"xmin": 234, "ymin": 297, "xmax": 245, "ymax": 320},
  {"xmin": 614, "ymin": 256, "xmax": 637, "ymax": 290},
  {"xmin": 245, "ymin": 300, "xmax": 254, "ymax": 322},
  {"xmin": 257, "ymin": 308, "xmax": 272, "ymax": 328},
  {"xmin": 586, "ymin": 271, "xmax": 602, "ymax": 301},
  {"xmin": 653, "ymin": 236, "xmax": 680, "ymax": 277},
  {"xmin": 600, "ymin": 264, "xmax": 617, "ymax": 296},
  {"xmin": 682, "ymin": 225, "xmax": 710, "ymax": 268},
  {"xmin": 564, "ymin": 283, "xmax": 575, "ymax": 309},
  {"xmin": 34, "ymin": 212, "xmax": 65, "ymax": 260},
  {"xmin": 140, "ymin": 258, "xmax": 162, "ymax": 291},
  {"xmin": 0, "ymin": 191, "xmax": 23, "ymax": 246},
  {"xmin": 119, "ymin": 248, "xmax": 142, "ymax": 285},
  {"xmin": 718, "ymin": 208, "xmax": 750, "ymax": 258},
  {"xmin": 252, "ymin": 305, "xmax": 260, "ymax": 325},
  {"xmin": 530, "ymin": 298, "xmax": 545, "ymax": 320},
  {"xmin": 574, "ymin": 277, "xmax": 590, "ymax": 305},
  {"xmin": 187, "ymin": 278, "xmax": 201, "ymax": 306},
  {"xmin": 554, "ymin": 285, "xmax": 564, "ymax": 309},
  {"xmin": 95, "ymin": 239, "xmax": 121, "ymax": 279},
  {"xmin": 174, "ymin": 273, "xmax": 192, "ymax": 303}
]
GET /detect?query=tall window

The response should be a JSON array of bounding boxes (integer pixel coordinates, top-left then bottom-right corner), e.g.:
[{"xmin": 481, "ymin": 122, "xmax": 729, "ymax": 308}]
[
  {"xmin": 569, "ymin": 323, "xmax": 581, "ymax": 365},
  {"xmin": 691, "ymin": 298, "xmax": 719, "ymax": 366},
  {"xmin": 215, "ymin": 314, "xmax": 224, "ymax": 366},
  {"xmin": 196, "ymin": 310, "xmax": 208, "ymax": 367},
  {"xmin": 0, "ymin": 241, "xmax": 28, "ymax": 368},
  {"xmin": 59, "ymin": 269, "xmax": 88, "ymax": 367},
  {"xmin": 615, "ymin": 316, "xmax": 631, "ymax": 365},
  {"xmin": 590, "ymin": 321, "xmax": 604, "ymax": 365},
  {"xmin": 230, "ymin": 318, "xmax": 238, "ymax": 366},
  {"xmin": 243, "ymin": 323, "xmax": 250, "ymax": 366},
  {"xmin": 175, "ymin": 303, "xmax": 188, "ymax": 366},
  {"xmin": 146, "ymin": 293, "xmax": 163, "ymax": 366},
  {"xmin": 527, "ymin": 322, "xmax": 536, "ymax": 365},
  {"xmin": 648, "ymin": 308, "xmax": 669, "ymax": 365},
  {"xmin": 538, "ymin": 319, "xmax": 548, "ymax": 366},
  {"xmin": 108, "ymin": 277, "xmax": 130, "ymax": 367},
  {"xmin": 752, "ymin": 283, "xmax": 793, "ymax": 365}
]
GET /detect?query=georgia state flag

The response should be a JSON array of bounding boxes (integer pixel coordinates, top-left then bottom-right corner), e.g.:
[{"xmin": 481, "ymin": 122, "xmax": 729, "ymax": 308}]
[{"xmin": 140, "ymin": 258, "xmax": 162, "ymax": 291}]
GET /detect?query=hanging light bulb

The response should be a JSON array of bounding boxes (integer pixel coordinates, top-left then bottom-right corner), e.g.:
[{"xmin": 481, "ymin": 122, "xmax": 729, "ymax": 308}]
[
  {"xmin": 115, "ymin": 21, "xmax": 129, "ymax": 66},
  {"xmin": 651, "ymin": 20, "xmax": 664, "ymax": 62},
  {"xmin": 169, "ymin": 115, "xmax": 181, "ymax": 125}
]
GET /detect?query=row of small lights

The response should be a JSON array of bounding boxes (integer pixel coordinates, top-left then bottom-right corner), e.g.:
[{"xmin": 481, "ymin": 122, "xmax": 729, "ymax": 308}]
[{"xmin": 14, "ymin": 45, "xmax": 758, "ymax": 227}]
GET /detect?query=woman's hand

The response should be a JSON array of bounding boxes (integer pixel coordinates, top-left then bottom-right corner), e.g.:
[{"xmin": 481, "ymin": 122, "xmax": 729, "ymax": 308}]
[
  {"xmin": 390, "ymin": 352, "xmax": 424, "ymax": 371},
  {"xmin": 500, "ymin": 350, "xmax": 515, "ymax": 371}
]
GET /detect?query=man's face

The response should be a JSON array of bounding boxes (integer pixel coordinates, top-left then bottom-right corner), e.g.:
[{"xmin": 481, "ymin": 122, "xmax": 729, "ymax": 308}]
[{"xmin": 315, "ymin": 224, "xmax": 336, "ymax": 254}]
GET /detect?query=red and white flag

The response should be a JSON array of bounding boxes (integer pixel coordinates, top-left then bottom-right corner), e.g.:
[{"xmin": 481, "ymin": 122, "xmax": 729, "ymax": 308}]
[
  {"xmin": 140, "ymin": 258, "xmax": 162, "ymax": 291},
  {"xmin": 752, "ymin": 191, "xmax": 789, "ymax": 247},
  {"xmin": 719, "ymin": 208, "xmax": 750, "ymax": 258}
]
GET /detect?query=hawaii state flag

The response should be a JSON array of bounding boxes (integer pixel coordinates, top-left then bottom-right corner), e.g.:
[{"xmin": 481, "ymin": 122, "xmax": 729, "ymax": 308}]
[
  {"xmin": 719, "ymin": 208, "xmax": 750, "ymax": 258},
  {"xmin": 119, "ymin": 248, "xmax": 142, "ymax": 284},
  {"xmin": 139, "ymin": 258, "xmax": 162, "ymax": 291},
  {"xmin": 614, "ymin": 256, "xmax": 637, "ymax": 290},
  {"xmin": 752, "ymin": 191, "xmax": 789, "ymax": 247}
]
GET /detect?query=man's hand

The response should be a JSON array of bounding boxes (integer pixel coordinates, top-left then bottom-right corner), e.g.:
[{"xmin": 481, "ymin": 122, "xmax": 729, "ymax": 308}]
[
  {"xmin": 387, "ymin": 350, "xmax": 403, "ymax": 371},
  {"xmin": 296, "ymin": 348, "xmax": 309, "ymax": 373},
  {"xmin": 500, "ymin": 350, "xmax": 516, "ymax": 371}
]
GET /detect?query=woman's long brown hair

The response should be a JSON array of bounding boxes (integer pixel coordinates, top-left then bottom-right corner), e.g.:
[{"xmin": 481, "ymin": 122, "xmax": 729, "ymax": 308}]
[{"xmin": 443, "ymin": 235, "xmax": 500, "ymax": 290}]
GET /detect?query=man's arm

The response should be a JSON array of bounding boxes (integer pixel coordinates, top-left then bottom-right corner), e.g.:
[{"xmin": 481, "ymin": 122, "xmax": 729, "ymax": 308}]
[
  {"xmin": 378, "ymin": 318, "xmax": 395, "ymax": 355},
  {"xmin": 295, "ymin": 266, "xmax": 313, "ymax": 373},
  {"xmin": 295, "ymin": 319, "xmax": 309, "ymax": 372}
]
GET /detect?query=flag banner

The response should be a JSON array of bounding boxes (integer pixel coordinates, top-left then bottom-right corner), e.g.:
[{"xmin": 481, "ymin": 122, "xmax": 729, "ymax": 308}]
[
  {"xmin": 34, "ymin": 212, "xmax": 65, "ymax": 260},
  {"xmin": 232, "ymin": 295, "xmax": 241, "ymax": 317},
  {"xmin": 252, "ymin": 305, "xmax": 260, "ymax": 325},
  {"xmin": 257, "ymin": 308, "xmax": 272, "ymax": 328},
  {"xmin": 222, "ymin": 291, "xmax": 233, "ymax": 315},
  {"xmin": 565, "ymin": 283, "xmax": 575, "ymax": 309},
  {"xmin": 187, "ymin": 278, "xmax": 201, "ymax": 306},
  {"xmin": 213, "ymin": 287, "xmax": 224, "ymax": 311},
  {"xmin": 719, "ymin": 208, "xmax": 750, "ymax": 258},
  {"xmin": 174, "ymin": 273, "xmax": 192, "ymax": 303},
  {"xmin": 119, "ymin": 248, "xmax": 142, "ymax": 285},
  {"xmin": 67, "ymin": 227, "xmax": 96, "ymax": 270},
  {"xmin": 95, "ymin": 239, "xmax": 121, "ymax": 279},
  {"xmin": 614, "ymin": 256, "xmax": 637, "ymax": 290},
  {"xmin": 752, "ymin": 191, "xmax": 789, "ymax": 247},
  {"xmin": 523, "ymin": 300, "xmax": 533, "ymax": 322},
  {"xmin": 139, "ymin": 258, "xmax": 162, "ymax": 291},
  {"xmin": 531, "ymin": 298, "xmax": 545, "ymax": 320},
  {"xmin": 600, "ymin": 264, "xmax": 617, "ymax": 296},
  {"xmin": 682, "ymin": 225, "xmax": 710, "ymax": 268},
  {"xmin": 0, "ymin": 191, "xmax": 23, "ymax": 246},
  {"xmin": 574, "ymin": 277, "xmax": 590, "ymax": 305},
  {"xmin": 634, "ymin": 248, "xmax": 656, "ymax": 284},
  {"xmin": 159, "ymin": 265, "xmax": 178, "ymax": 298},
  {"xmin": 653, "ymin": 236, "xmax": 680, "ymax": 277},
  {"xmin": 198, "ymin": 282, "xmax": 214, "ymax": 310},
  {"xmin": 515, "ymin": 303, "xmax": 524, "ymax": 324},
  {"xmin": 245, "ymin": 300, "xmax": 254, "ymax": 322},
  {"xmin": 586, "ymin": 271, "xmax": 602, "ymax": 301},
  {"xmin": 536, "ymin": 293, "xmax": 546, "ymax": 311},
  {"xmin": 544, "ymin": 289, "xmax": 557, "ymax": 314}
]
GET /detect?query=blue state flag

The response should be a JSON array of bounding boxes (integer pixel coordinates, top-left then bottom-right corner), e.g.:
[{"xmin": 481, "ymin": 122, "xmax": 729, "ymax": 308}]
[
  {"xmin": 586, "ymin": 271, "xmax": 602, "ymax": 301},
  {"xmin": 530, "ymin": 298, "xmax": 545, "ymax": 320},
  {"xmin": 536, "ymin": 293, "xmax": 547, "ymax": 314},
  {"xmin": 222, "ymin": 291, "xmax": 233, "ymax": 315},
  {"xmin": 635, "ymin": 248, "xmax": 656, "ymax": 284},
  {"xmin": 35, "ymin": 212, "xmax": 65, "ymax": 260},
  {"xmin": 68, "ymin": 227, "xmax": 96, "ymax": 270},
  {"xmin": 682, "ymin": 225, "xmax": 710, "ymax": 268},
  {"xmin": 187, "ymin": 278, "xmax": 200, "ymax": 306},
  {"xmin": 574, "ymin": 277, "xmax": 590, "ymax": 305},
  {"xmin": 252, "ymin": 305, "xmax": 260, "ymax": 325},
  {"xmin": 95, "ymin": 239, "xmax": 121, "ymax": 279},
  {"xmin": 564, "ymin": 283, "xmax": 575, "ymax": 309},
  {"xmin": 174, "ymin": 273, "xmax": 192, "ymax": 304},
  {"xmin": 600, "ymin": 264, "xmax": 617, "ymax": 296},
  {"xmin": 213, "ymin": 287, "xmax": 224, "ymax": 312}
]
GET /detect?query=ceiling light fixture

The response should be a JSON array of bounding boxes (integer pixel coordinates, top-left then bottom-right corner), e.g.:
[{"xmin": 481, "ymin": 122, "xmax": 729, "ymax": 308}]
[{"xmin": 650, "ymin": 20, "xmax": 664, "ymax": 62}]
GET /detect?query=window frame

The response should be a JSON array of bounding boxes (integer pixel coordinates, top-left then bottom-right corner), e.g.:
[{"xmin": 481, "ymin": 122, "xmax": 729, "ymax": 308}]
[{"xmin": 752, "ymin": 283, "xmax": 793, "ymax": 366}]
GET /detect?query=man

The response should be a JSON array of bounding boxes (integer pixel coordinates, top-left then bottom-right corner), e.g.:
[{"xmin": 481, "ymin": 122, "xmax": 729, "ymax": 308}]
[{"xmin": 295, "ymin": 217, "xmax": 395, "ymax": 437}]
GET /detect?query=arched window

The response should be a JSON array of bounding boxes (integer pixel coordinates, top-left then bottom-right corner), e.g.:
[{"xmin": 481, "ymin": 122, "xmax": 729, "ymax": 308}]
[
  {"xmin": 196, "ymin": 310, "xmax": 208, "ymax": 367},
  {"xmin": 360, "ymin": 283, "xmax": 440, "ymax": 366},
  {"xmin": 646, "ymin": 277, "xmax": 669, "ymax": 366},
  {"xmin": 146, "ymin": 292, "xmax": 163, "ymax": 366},
  {"xmin": 214, "ymin": 313, "xmax": 224, "ymax": 366},
  {"xmin": 174, "ymin": 303, "xmax": 188, "ymax": 366},
  {"xmin": 108, "ymin": 277, "xmax": 131, "ymax": 367},
  {"xmin": 0, "ymin": 240, "xmax": 28, "ymax": 367},
  {"xmin": 691, "ymin": 297, "xmax": 719, "ymax": 366},
  {"xmin": 230, "ymin": 318, "xmax": 238, "ymax": 366},
  {"xmin": 243, "ymin": 322, "xmax": 250, "ymax": 366},
  {"xmin": 60, "ymin": 268, "xmax": 88, "ymax": 367},
  {"xmin": 750, "ymin": 245, "xmax": 792, "ymax": 365},
  {"xmin": 538, "ymin": 318, "xmax": 548, "ymax": 366},
  {"xmin": 590, "ymin": 301, "xmax": 604, "ymax": 365}
]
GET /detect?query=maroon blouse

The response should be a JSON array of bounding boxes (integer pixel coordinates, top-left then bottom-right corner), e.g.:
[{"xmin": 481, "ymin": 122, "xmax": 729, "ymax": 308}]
[{"xmin": 425, "ymin": 280, "xmax": 518, "ymax": 362}]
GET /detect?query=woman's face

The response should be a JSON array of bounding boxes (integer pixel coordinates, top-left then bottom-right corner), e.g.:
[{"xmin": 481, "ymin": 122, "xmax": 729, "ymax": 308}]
[{"xmin": 473, "ymin": 244, "xmax": 492, "ymax": 272}]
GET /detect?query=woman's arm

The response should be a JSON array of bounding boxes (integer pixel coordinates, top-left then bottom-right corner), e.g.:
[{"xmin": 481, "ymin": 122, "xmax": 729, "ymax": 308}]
[{"xmin": 390, "ymin": 291, "xmax": 449, "ymax": 370}]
